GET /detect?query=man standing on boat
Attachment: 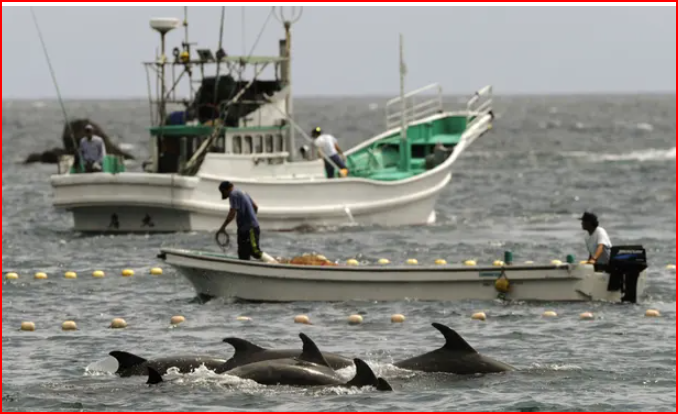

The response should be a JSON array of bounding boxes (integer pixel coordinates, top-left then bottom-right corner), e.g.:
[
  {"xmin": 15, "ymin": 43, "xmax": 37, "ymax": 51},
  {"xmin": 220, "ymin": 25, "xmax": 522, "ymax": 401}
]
[
  {"xmin": 217, "ymin": 181, "xmax": 274, "ymax": 263},
  {"xmin": 78, "ymin": 124, "xmax": 107, "ymax": 173},
  {"xmin": 581, "ymin": 211, "xmax": 612, "ymax": 268},
  {"xmin": 311, "ymin": 127, "xmax": 349, "ymax": 178}
]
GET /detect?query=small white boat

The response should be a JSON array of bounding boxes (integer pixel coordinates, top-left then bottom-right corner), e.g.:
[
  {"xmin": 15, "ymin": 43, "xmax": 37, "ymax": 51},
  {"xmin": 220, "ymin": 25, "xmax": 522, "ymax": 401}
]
[
  {"xmin": 49, "ymin": 8, "xmax": 495, "ymax": 233},
  {"xmin": 158, "ymin": 246, "xmax": 648, "ymax": 304}
]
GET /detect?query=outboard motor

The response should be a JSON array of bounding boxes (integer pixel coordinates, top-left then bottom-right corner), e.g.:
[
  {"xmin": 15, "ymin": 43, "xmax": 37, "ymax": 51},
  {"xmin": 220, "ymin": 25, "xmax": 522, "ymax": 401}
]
[{"xmin": 607, "ymin": 245, "xmax": 648, "ymax": 304}]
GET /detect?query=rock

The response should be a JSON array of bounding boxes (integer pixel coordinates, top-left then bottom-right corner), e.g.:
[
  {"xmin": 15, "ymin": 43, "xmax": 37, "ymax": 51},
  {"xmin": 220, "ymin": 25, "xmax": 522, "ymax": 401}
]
[
  {"xmin": 23, "ymin": 119, "xmax": 136, "ymax": 166},
  {"xmin": 24, "ymin": 147, "xmax": 69, "ymax": 164},
  {"xmin": 62, "ymin": 119, "xmax": 134, "ymax": 160}
]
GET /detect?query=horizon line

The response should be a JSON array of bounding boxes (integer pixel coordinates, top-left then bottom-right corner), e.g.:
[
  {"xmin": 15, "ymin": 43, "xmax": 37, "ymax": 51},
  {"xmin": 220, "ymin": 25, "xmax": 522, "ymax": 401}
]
[{"xmin": 3, "ymin": 90, "xmax": 676, "ymax": 101}]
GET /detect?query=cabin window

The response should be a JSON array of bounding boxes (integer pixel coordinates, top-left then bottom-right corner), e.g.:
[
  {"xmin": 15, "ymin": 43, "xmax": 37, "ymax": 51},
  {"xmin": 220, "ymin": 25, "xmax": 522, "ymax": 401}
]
[
  {"xmin": 265, "ymin": 135, "xmax": 274, "ymax": 153},
  {"xmin": 210, "ymin": 136, "xmax": 225, "ymax": 153},
  {"xmin": 276, "ymin": 135, "xmax": 284, "ymax": 152},
  {"xmin": 233, "ymin": 136, "xmax": 242, "ymax": 154},
  {"xmin": 244, "ymin": 136, "xmax": 253, "ymax": 154},
  {"xmin": 254, "ymin": 135, "xmax": 263, "ymax": 154}
]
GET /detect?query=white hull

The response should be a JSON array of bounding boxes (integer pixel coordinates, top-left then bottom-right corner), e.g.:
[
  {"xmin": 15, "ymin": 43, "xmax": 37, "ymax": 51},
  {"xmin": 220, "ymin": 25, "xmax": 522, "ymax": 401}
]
[
  {"xmin": 159, "ymin": 248, "xmax": 648, "ymax": 303},
  {"xmin": 51, "ymin": 109, "xmax": 488, "ymax": 233},
  {"xmin": 51, "ymin": 165, "xmax": 449, "ymax": 233}
]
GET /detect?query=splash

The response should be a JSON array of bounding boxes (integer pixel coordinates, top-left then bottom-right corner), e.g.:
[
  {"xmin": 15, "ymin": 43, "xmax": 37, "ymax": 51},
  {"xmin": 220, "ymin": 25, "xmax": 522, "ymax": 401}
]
[{"xmin": 566, "ymin": 147, "xmax": 675, "ymax": 163}]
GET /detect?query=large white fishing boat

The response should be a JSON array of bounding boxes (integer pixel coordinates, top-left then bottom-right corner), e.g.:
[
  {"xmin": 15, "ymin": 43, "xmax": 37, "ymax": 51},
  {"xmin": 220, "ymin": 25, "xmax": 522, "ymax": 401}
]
[{"xmin": 50, "ymin": 7, "xmax": 494, "ymax": 233}]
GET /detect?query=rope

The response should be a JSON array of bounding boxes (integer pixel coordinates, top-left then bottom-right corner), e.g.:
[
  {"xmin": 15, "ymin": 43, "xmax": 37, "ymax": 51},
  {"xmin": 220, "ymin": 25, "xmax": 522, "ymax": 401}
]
[
  {"xmin": 263, "ymin": 98, "xmax": 344, "ymax": 174},
  {"xmin": 212, "ymin": 6, "xmax": 226, "ymax": 123},
  {"xmin": 29, "ymin": 7, "xmax": 82, "ymax": 170}
]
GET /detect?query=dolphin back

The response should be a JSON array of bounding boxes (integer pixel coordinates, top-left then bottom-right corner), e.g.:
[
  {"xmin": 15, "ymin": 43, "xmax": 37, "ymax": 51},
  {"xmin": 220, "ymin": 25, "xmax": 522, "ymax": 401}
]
[{"xmin": 345, "ymin": 359, "xmax": 392, "ymax": 392}]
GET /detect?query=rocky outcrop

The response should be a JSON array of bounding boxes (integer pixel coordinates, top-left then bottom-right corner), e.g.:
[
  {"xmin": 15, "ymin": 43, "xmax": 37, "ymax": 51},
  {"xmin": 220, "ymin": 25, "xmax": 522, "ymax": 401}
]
[
  {"xmin": 61, "ymin": 119, "xmax": 135, "ymax": 160},
  {"xmin": 23, "ymin": 147, "xmax": 69, "ymax": 164},
  {"xmin": 24, "ymin": 119, "xmax": 135, "ymax": 164}
]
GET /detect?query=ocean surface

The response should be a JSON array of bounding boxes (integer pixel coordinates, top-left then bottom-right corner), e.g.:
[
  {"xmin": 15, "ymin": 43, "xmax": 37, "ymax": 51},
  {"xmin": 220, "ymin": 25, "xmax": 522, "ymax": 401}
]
[{"xmin": 2, "ymin": 95, "xmax": 676, "ymax": 412}]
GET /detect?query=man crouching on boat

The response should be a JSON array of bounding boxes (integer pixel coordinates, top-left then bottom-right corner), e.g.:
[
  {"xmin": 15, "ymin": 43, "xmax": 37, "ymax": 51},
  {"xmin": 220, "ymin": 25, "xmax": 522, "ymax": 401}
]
[{"xmin": 217, "ymin": 181, "xmax": 277, "ymax": 263}]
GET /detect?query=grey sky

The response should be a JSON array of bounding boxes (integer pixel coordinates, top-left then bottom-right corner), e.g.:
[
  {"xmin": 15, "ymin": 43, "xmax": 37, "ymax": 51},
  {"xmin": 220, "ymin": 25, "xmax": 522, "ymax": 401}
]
[{"xmin": 2, "ymin": 5, "xmax": 676, "ymax": 99}]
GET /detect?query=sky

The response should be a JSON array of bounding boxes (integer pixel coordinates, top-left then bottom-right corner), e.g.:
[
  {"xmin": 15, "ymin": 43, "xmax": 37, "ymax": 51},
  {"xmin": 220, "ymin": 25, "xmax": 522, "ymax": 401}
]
[{"xmin": 2, "ymin": 5, "xmax": 676, "ymax": 99}]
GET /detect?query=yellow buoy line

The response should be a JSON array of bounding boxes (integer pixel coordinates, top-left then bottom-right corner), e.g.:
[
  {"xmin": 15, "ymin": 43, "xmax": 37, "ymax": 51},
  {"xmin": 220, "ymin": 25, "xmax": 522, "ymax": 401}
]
[
  {"xmin": 5, "ymin": 267, "xmax": 166, "ymax": 281},
  {"xmin": 5, "ymin": 261, "xmax": 675, "ymax": 282},
  {"xmin": 16, "ymin": 308, "xmax": 664, "ymax": 332}
]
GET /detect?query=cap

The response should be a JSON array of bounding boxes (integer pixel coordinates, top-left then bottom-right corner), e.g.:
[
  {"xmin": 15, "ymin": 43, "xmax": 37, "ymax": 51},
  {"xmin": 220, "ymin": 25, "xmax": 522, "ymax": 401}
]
[
  {"xmin": 311, "ymin": 127, "xmax": 322, "ymax": 136},
  {"xmin": 580, "ymin": 211, "xmax": 599, "ymax": 224},
  {"xmin": 84, "ymin": 124, "xmax": 94, "ymax": 131},
  {"xmin": 218, "ymin": 181, "xmax": 232, "ymax": 199}
]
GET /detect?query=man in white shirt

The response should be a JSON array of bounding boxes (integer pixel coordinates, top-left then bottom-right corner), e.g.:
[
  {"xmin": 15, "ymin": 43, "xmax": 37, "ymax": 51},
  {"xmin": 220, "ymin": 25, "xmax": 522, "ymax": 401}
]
[
  {"xmin": 79, "ymin": 124, "xmax": 107, "ymax": 173},
  {"xmin": 311, "ymin": 127, "xmax": 348, "ymax": 179},
  {"xmin": 581, "ymin": 211, "xmax": 612, "ymax": 266}
]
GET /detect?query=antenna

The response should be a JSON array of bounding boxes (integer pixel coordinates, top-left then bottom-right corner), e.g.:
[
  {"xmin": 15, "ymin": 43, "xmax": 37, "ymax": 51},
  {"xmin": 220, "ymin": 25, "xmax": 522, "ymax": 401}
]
[{"xmin": 149, "ymin": 17, "xmax": 181, "ymax": 125}]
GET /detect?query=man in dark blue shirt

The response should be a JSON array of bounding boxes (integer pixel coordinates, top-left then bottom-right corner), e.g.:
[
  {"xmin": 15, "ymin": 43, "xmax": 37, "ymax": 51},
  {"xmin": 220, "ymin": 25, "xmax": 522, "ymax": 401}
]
[{"xmin": 217, "ymin": 181, "xmax": 263, "ymax": 261}]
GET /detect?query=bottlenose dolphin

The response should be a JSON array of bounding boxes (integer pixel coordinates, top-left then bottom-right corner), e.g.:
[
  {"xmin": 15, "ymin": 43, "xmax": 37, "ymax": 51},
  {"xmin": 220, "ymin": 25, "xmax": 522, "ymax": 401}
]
[
  {"xmin": 109, "ymin": 351, "xmax": 227, "ymax": 377},
  {"xmin": 219, "ymin": 336, "xmax": 354, "ymax": 372},
  {"xmin": 167, "ymin": 333, "xmax": 391, "ymax": 391},
  {"xmin": 394, "ymin": 323, "xmax": 515, "ymax": 375}
]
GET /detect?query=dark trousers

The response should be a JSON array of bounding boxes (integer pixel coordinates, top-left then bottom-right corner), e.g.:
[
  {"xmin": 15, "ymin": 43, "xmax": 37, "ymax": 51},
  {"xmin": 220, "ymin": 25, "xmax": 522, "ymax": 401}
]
[
  {"xmin": 324, "ymin": 154, "xmax": 347, "ymax": 179},
  {"xmin": 237, "ymin": 227, "xmax": 263, "ymax": 260}
]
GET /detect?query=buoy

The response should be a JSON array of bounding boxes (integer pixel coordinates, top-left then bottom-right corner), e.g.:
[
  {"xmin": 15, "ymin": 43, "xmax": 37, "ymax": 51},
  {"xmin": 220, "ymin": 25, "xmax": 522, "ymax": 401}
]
[
  {"xmin": 170, "ymin": 315, "xmax": 185, "ymax": 326},
  {"xmin": 150, "ymin": 267, "xmax": 163, "ymax": 276},
  {"xmin": 666, "ymin": 264, "xmax": 676, "ymax": 270},
  {"xmin": 495, "ymin": 276, "xmax": 510, "ymax": 294},
  {"xmin": 34, "ymin": 272, "xmax": 48, "ymax": 280},
  {"xmin": 579, "ymin": 312, "xmax": 594, "ymax": 320},
  {"xmin": 294, "ymin": 315, "xmax": 311, "ymax": 325},
  {"xmin": 542, "ymin": 311, "xmax": 558, "ymax": 318},
  {"xmin": 62, "ymin": 321, "xmax": 77, "ymax": 331},
  {"xmin": 391, "ymin": 314, "xmax": 406, "ymax": 323},
  {"xmin": 348, "ymin": 315, "xmax": 363, "ymax": 325},
  {"xmin": 524, "ymin": 261, "xmax": 534, "ymax": 265},
  {"xmin": 471, "ymin": 312, "xmax": 487, "ymax": 321},
  {"xmin": 6, "ymin": 272, "xmax": 19, "ymax": 280},
  {"xmin": 645, "ymin": 309, "xmax": 660, "ymax": 318},
  {"xmin": 493, "ymin": 260, "xmax": 504, "ymax": 267},
  {"xmin": 346, "ymin": 259, "xmax": 359, "ymax": 266},
  {"xmin": 110, "ymin": 318, "xmax": 128, "ymax": 329},
  {"xmin": 64, "ymin": 271, "xmax": 77, "ymax": 279},
  {"xmin": 92, "ymin": 270, "xmax": 105, "ymax": 278},
  {"xmin": 551, "ymin": 260, "xmax": 563, "ymax": 266},
  {"xmin": 406, "ymin": 258, "xmax": 418, "ymax": 265},
  {"xmin": 121, "ymin": 269, "xmax": 135, "ymax": 277},
  {"xmin": 20, "ymin": 322, "xmax": 36, "ymax": 331},
  {"xmin": 377, "ymin": 258, "xmax": 390, "ymax": 265},
  {"xmin": 434, "ymin": 259, "xmax": 447, "ymax": 265},
  {"xmin": 464, "ymin": 260, "xmax": 477, "ymax": 266},
  {"xmin": 236, "ymin": 316, "xmax": 252, "ymax": 322}
]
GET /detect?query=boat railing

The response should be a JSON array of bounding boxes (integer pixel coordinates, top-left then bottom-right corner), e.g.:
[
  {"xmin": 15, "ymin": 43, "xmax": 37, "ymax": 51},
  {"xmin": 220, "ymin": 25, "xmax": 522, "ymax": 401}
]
[
  {"xmin": 385, "ymin": 83, "xmax": 443, "ymax": 131},
  {"xmin": 465, "ymin": 85, "xmax": 493, "ymax": 129}
]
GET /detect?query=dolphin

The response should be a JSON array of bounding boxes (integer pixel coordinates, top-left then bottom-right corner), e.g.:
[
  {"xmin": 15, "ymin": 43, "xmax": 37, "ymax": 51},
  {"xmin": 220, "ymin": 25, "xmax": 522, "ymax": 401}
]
[
  {"xmin": 109, "ymin": 351, "xmax": 227, "ymax": 377},
  {"xmin": 218, "ymin": 336, "xmax": 354, "ymax": 372},
  {"xmin": 179, "ymin": 333, "xmax": 391, "ymax": 391},
  {"xmin": 393, "ymin": 323, "xmax": 515, "ymax": 375}
]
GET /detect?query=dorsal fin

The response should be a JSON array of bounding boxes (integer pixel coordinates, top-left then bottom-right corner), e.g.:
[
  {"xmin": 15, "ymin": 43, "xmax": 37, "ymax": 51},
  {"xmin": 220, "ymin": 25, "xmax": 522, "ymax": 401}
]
[
  {"xmin": 109, "ymin": 351, "xmax": 148, "ymax": 373},
  {"xmin": 346, "ymin": 358, "xmax": 380, "ymax": 389},
  {"xmin": 298, "ymin": 333, "xmax": 331, "ymax": 368},
  {"xmin": 432, "ymin": 323, "xmax": 477, "ymax": 354},
  {"xmin": 222, "ymin": 338, "xmax": 266, "ymax": 355},
  {"xmin": 377, "ymin": 377, "xmax": 394, "ymax": 392},
  {"xmin": 146, "ymin": 367, "xmax": 164, "ymax": 385}
]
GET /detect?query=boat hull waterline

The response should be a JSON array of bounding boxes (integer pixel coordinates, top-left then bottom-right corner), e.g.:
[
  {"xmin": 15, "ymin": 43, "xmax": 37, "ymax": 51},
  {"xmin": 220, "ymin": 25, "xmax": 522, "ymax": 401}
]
[{"xmin": 159, "ymin": 248, "xmax": 647, "ymax": 303}]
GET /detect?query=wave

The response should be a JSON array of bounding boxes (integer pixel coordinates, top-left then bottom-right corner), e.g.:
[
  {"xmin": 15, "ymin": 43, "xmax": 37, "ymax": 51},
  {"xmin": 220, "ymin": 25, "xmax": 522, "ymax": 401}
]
[{"xmin": 567, "ymin": 147, "xmax": 675, "ymax": 163}]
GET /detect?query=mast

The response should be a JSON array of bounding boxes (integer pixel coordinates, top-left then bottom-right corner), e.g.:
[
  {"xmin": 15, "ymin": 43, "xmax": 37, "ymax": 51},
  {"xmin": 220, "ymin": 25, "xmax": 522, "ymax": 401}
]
[
  {"xmin": 275, "ymin": 6, "xmax": 302, "ymax": 160},
  {"xmin": 398, "ymin": 33, "xmax": 410, "ymax": 172}
]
